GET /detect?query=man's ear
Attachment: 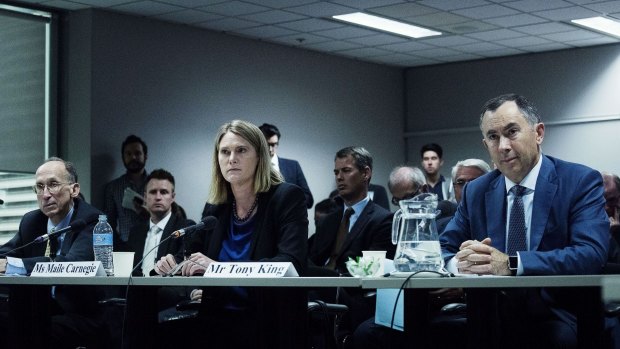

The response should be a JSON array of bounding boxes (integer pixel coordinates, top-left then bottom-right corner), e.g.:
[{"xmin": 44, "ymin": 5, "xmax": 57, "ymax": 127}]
[
  {"xmin": 70, "ymin": 183, "xmax": 80, "ymax": 198},
  {"xmin": 363, "ymin": 166, "xmax": 372, "ymax": 181}
]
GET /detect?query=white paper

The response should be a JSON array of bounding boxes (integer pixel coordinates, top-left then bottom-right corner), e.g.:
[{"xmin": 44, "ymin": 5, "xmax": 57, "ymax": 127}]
[
  {"xmin": 121, "ymin": 187, "xmax": 144, "ymax": 212},
  {"xmin": 6, "ymin": 256, "xmax": 25, "ymax": 268}
]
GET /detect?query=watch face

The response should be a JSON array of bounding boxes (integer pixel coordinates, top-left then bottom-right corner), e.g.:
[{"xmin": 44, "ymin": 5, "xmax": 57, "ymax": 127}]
[{"xmin": 509, "ymin": 256, "xmax": 518, "ymax": 269}]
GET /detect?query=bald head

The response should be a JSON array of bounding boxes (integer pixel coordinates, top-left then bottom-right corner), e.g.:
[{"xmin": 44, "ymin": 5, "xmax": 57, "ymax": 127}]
[{"xmin": 388, "ymin": 166, "xmax": 426, "ymax": 206}]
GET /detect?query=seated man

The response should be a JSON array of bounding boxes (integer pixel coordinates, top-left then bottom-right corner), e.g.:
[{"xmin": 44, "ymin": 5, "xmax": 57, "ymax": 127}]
[
  {"xmin": 0, "ymin": 157, "xmax": 102, "ymax": 348},
  {"xmin": 442, "ymin": 94, "xmax": 616, "ymax": 348},
  {"xmin": 116, "ymin": 169, "xmax": 195, "ymax": 306},
  {"xmin": 308, "ymin": 146, "xmax": 394, "ymax": 346}
]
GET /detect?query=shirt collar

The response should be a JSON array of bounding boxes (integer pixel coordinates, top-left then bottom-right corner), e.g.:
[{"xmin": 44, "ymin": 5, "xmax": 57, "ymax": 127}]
[
  {"xmin": 47, "ymin": 205, "xmax": 75, "ymax": 233},
  {"xmin": 271, "ymin": 154, "xmax": 279, "ymax": 166},
  {"xmin": 505, "ymin": 153, "xmax": 543, "ymax": 193},
  {"xmin": 149, "ymin": 211, "xmax": 172, "ymax": 232},
  {"xmin": 345, "ymin": 195, "xmax": 370, "ymax": 216}
]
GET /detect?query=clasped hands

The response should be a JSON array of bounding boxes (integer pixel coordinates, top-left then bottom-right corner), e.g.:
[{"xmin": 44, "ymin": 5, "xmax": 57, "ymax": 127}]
[
  {"xmin": 455, "ymin": 237, "xmax": 511, "ymax": 276},
  {"xmin": 154, "ymin": 252, "xmax": 214, "ymax": 276}
]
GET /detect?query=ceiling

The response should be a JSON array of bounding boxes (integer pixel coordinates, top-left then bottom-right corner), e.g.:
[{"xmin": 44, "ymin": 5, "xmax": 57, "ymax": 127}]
[{"xmin": 15, "ymin": 0, "xmax": 620, "ymax": 67}]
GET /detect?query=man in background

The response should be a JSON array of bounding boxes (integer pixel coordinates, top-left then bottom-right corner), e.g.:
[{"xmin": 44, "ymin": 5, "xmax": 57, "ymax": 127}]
[
  {"xmin": 309, "ymin": 146, "xmax": 393, "ymax": 346},
  {"xmin": 420, "ymin": 143, "xmax": 449, "ymax": 200},
  {"xmin": 450, "ymin": 159, "xmax": 492, "ymax": 204},
  {"xmin": 117, "ymin": 169, "xmax": 194, "ymax": 279},
  {"xmin": 104, "ymin": 134, "xmax": 149, "ymax": 241},
  {"xmin": 259, "ymin": 123, "xmax": 314, "ymax": 208}
]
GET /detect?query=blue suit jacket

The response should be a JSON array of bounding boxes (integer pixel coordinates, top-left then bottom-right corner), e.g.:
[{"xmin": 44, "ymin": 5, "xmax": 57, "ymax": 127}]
[
  {"xmin": 441, "ymin": 155, "xmax": 609, "ymax": 275},
  {"xmin": 278, "ymin": 157, "xmax": 314, "ymax": 208},
  {"xmin": 441, "ymin": 155, "xmax": 610, "ymax": 329}
]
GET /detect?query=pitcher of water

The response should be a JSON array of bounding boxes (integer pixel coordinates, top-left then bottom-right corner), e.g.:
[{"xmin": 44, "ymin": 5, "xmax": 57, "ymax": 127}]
[{"xmin": 391, "ymin": 193, "xmax": 444, "ymax": 273}]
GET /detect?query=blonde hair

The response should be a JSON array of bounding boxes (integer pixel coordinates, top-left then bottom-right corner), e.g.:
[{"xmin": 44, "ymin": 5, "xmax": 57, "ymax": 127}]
[{"xmin": 208, "ymin": 120, "xmax": 283, "ymax": 204}]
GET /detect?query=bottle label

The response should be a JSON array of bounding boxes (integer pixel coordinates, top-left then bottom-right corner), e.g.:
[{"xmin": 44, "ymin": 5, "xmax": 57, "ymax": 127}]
[{"xmin": 93, "ymin": 234, "xmax": 113, "ymax": 245}]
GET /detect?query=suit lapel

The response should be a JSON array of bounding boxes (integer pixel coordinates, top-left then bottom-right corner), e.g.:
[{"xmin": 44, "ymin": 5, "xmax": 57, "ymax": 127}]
[
  {"xmin": 485, "ymin": 175, "xmax": 507, "ymax": 251},
  {"xmin": 530, "ymin": 156, "xmax": 557, "ymax": 250},
  {"xmin": 132, "ymin": 221, "xmax": 149, "ymax": 264},
  {"xmin": 208, "ymin": 205, "xmax": 231, "ymax": 259},
  {"xmin": 158, "ymin": 215, "xmax": 176, "ymax": 259}
]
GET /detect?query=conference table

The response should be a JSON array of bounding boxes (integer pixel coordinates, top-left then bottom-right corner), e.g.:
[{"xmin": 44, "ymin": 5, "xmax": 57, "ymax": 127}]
[
  {"xmin": 0, "ymin": 275, "xmax": 358, "ymax": 348},
  {"xmin": 363, "ymin": 274, "xmax": 615, "ymax": 349},
  {"xmin": 1, "ymin": 274, "xmax": 617, "ymax": 348}
]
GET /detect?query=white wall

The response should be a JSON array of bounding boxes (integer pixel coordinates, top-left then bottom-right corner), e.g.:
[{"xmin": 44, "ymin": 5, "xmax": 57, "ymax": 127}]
[
  {"xmin": 405, "ymin": 44, "xmax": 620, "ymax": 179},
  {"xmin": 64, "ymin": 10, "xmax": 405, "ymax": 233}
]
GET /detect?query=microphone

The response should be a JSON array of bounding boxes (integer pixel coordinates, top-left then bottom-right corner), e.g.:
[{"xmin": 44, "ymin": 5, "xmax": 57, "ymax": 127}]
[
  {"xmin": 34, "ymin": 219, "xmax": 87, "ymax": 243},
  {"xmin": 171, "ymin": 216, "xmax": 217, "ymax": 239}
]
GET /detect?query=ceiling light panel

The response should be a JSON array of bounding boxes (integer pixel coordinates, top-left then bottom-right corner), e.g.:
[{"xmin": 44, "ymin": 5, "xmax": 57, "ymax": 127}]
[{"xmin": 332, "ymin": 12, "xmax": 441, "ymax": 38}]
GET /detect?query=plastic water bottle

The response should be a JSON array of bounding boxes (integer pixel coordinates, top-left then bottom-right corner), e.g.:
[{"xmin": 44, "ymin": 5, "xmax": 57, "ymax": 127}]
[{"xmin": 93, "ymin": 214, "xmax": 114, "ymax": 276}]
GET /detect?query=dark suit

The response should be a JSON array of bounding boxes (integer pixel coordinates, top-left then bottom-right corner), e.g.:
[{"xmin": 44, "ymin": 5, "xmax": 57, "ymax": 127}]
[
  {"xmin": 309, "ymin": 198, "xmax": 394, "ymax": 273},
  {"xmin": 308, "ymin": 198, "xmax": 394, "ymax": 343},
  {"xmin": 440, "ymin": 155, "xmax": 613, "ymax": 346},
  {"xmin": 0, "ymin": 199, "xmax": 103, "ymax": 348},
  {"xmin": 118, "ymin": 213, "xmax": 195, "ymax": 276},
  {"xmin": 0, "ymin": 198, "xmax": 100, "ymax": 273},
  {"xmin": 278, "ymin": 157, "xmax": 314, "ymax": 208},
  {"xmin": 182, "ymin": 182, "xmax": 309, "ymax": 348}
]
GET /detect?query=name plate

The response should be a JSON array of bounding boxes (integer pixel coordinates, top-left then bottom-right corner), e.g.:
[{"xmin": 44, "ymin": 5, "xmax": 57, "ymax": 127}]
[
  {"xmin": 204, "ymin": 262, "xmax": 298, "ymax": 278},
  {"xmin": 31, "ymin": 261, "xmax": 107, "ymax": 277}
]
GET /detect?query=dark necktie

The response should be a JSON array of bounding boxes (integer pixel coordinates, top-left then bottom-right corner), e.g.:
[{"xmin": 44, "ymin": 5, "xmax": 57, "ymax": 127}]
[
  {"xmin": 327, "ymin": 207, "xmax": 354, "ymax": 270},
  {"xmin": 507, "ymin": 185, "xmax": 527, "ymax": 255},
  {"xmin": 49, "ymin": 237, "xmax": 59, "ymax": 259}
]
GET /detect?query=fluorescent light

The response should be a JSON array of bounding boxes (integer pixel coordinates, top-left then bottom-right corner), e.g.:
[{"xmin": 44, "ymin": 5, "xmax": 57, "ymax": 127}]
[
  {"xmin": 571, "ymin": 17, "xmax": 620, "ymax": 38},
  {"xmin": 333, "ymin": 12, "xmax": 441, "ymax": 39}
]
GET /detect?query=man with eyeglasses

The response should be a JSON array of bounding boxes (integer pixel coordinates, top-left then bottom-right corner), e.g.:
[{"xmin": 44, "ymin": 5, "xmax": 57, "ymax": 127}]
[
  {"xmin": 387, "ymin": 165, "xmax": 426, "ymax": 206},
  {"xmin": 0, "ymin": 157, "xmax": 104, "ymax": 348},
  {"xmin": 388, "ymin": 165, "xmax": 457, "ymax": 221},
  {"xmin": 259, "ymin": 123, "xmax": 314, "ymax": 208},
  {"xmin": 0, "ymin": 157, "xmax": 100, "ymax": 271},
  {"xmin": 450, "ymin": 159, "xmax": 492, "ymax": 204}
]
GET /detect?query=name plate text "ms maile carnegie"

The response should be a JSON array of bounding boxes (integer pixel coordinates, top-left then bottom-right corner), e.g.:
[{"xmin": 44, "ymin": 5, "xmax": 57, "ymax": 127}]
[
  {"xmin": 204, "ymin": 262, "xmax": 298, "ymax": 278},
  {"xmin": 30, "ymin": 261, "xmax": 107, "ymax": 277}
]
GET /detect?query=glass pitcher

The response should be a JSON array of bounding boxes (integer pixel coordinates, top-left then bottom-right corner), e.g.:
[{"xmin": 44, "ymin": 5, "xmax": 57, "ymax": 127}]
[{"xmin": 391, "ymin": 193, "xmax": 444, "ymax": 273}]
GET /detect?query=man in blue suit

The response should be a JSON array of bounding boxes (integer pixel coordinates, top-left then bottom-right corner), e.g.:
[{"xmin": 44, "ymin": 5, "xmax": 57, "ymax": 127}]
[
  {"xmin": 259, "ymin": 123, "xmax": 314, "ymax": 208},
  {"xmin": 441, "ymin": 94, "xmax": 614, "ymax": 348}
]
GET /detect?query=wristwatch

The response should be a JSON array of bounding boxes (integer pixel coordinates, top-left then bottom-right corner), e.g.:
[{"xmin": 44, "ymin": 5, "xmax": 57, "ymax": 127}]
[{"xmin": 508, "ymin": 255, "xmax": 518, "ymax": 276}]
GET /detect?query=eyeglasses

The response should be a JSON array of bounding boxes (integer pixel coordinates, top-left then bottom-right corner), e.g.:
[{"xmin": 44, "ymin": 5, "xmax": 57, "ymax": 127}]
[
  {"xmin": 453, "ymin": 179, "xmax": 474, "ymax": 187},
  {"xmin": 391, "ymin": 188, "xmax": 420, "ymax": 206},
  {"xmin": 32, "ymin": 182, "xmax": 72, "ymax": 195},
  {"xmin": 267, "ymin": 142, "xmax": 279, "ymax": 148}
]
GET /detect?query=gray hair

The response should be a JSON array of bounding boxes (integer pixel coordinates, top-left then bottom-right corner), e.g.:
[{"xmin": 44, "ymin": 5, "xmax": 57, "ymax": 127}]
[
  {"xmin": 388, "ymin": 166, "xmax": 425, "ymax": 192},
  {"xmin": 45, "ymin": 157, "xmax": 78, "ymax": 183},
  {"xmin": 451, "ymin": 159, "xmax": 492, "ymax": 179}
]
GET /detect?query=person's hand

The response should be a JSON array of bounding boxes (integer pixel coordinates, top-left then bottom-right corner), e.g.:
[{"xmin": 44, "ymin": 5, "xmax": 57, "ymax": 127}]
[
  {"xmin": 190, "ymin": 289, "xmax": 202, "ymax": 302},
  {"xmin": 0, "ymin": 259, "xmax": 6, "ymax": 273},
  {"xmin": 456, "ymin": 238, "xmax": 510, "ymax": 275},
  {"xmin": 154, "ymin": 254, "xmax": 178, "ymax": 276},
  {"xmin": 181, "ymin": 252, "xmax": 214, "ymax": 276},
  {"xmin": 454, "ymin": 238, "xmax": 490, "ymax": 274}
]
